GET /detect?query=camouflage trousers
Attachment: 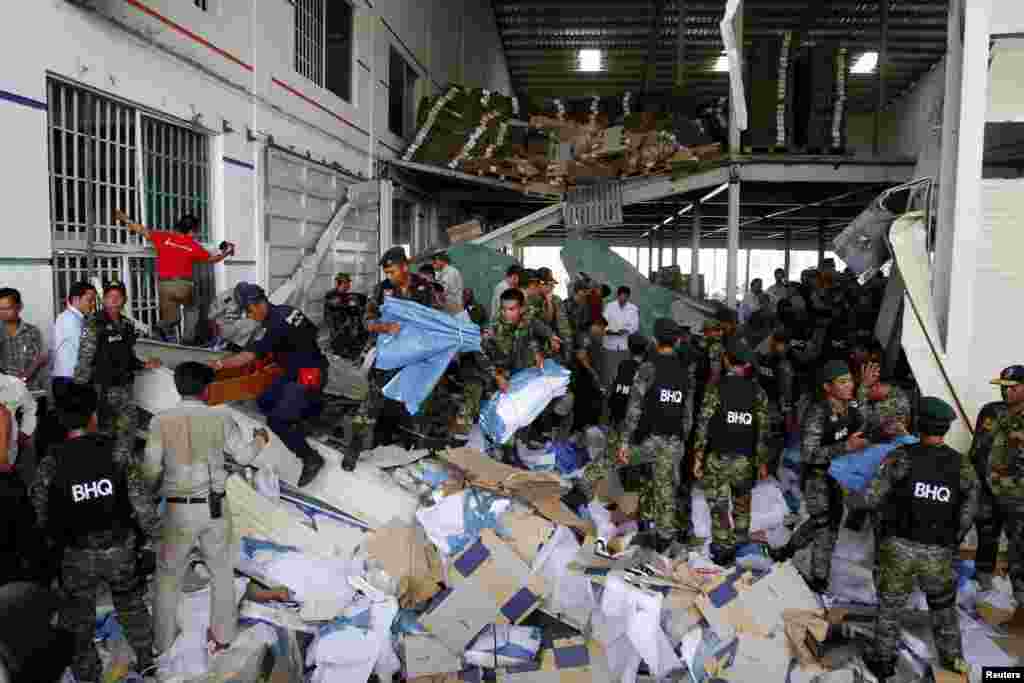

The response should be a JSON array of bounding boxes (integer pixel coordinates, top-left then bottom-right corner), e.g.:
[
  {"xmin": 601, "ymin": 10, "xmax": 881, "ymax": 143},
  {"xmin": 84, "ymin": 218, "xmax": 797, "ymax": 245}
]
[
  {"xmin": 702, "ymin": 451, "xmax": 755, "ymax": 549},
  {"xmin": 97, "ymin": 384, "xmax": 139, "ymax": 465},
  {"xmin": 873, "ymin": 536, "xmax": 962, "ymax": 669},
  {"xmin": 766, "ymin": 402, "xmax": 785, "ymax": 477},
  {"xmin": 631, "ymin": 435, "xmax": 687, "ymax": 537},
  {"xmin": 788, "ymin": 469, "xmax": 844, "ymax": 584},
  {"xmin": 62, "ymin": 537, "xmax": 153, "ymax": 681},
  {"xmin": 1002, "ymin": 502, "xmax": 1024, "ymax": 604},
  {"xmin": 975, "ymin": 487, "xmax": 1006, "ymax": 581},
  {"xmin": 455, "ymin": 380, "xmax": 483, "ymax": 434},
  {"xmin": 350, "ymin": 367, "xmax": 399, "ymax": 451}
]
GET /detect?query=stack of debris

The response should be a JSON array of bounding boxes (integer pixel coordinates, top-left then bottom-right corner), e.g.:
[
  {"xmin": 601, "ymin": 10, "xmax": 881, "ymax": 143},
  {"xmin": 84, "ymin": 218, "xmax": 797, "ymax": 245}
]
[
  {"xmin": 403, "ymin": 88, "xmax": 725, "ymax": 191},
  {"xmin": 104, "ymin": 432, "xmax": 1021, "ymax": 683}
]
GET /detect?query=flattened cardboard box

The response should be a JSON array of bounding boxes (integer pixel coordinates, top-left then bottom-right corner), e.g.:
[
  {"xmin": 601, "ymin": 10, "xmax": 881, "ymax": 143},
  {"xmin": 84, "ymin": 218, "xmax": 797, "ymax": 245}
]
[
  {"xmin": 405, "ymin": 634, "xmax": 463, "ymax": 679},
  {"xmin": 502, "ymin": 638, "xmax": 612, "ymax": 683},
  {"xmin": 421, "ymin": 530, "xmax": 547, "ymax": 653}
]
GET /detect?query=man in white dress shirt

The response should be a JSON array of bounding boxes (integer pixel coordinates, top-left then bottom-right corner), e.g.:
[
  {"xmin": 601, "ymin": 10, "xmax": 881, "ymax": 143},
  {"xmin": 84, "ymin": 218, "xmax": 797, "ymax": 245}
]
[
  {"xmin": 431, "ymin": 252, "xmax": 465, "ymax": 315},
  {"xmin": 50, "ymin": 282, "xmax": 97, "ymax": 407},
  {"xmin": 602, "ymin": 286, "xmax": 640, "ymax": 388}
]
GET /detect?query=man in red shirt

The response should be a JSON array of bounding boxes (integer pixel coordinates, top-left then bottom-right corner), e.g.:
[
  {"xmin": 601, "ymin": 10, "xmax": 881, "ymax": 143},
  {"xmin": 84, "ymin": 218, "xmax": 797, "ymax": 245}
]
[{"xmin": 114, "ymin": 210, "xmax": 233, "ymax": 342}]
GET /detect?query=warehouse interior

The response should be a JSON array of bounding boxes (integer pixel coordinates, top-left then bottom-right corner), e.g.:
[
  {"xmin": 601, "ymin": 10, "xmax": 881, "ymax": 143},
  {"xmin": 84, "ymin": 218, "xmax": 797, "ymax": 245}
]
[{"xmin": 1, "ymin": 1, "xmax": 1024, "ymax": 682}]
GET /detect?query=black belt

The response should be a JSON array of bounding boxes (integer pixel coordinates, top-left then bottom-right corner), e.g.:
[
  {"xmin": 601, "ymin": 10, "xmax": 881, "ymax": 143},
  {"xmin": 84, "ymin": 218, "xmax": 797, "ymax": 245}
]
[
  {"xmin": 159, "ymin": 277, "xmax": 193, "ymax": 283},
  {"xmin": 165, "ymin": 496, "xmax": 207, "ymax": 504}
]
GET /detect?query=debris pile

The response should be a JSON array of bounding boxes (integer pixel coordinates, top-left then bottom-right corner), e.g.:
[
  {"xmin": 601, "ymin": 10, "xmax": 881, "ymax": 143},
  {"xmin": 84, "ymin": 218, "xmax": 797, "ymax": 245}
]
[
  {"xmin": 403, "ymin": 88, "xmax": 726, "ymax": 191},
  {"xmin": 92, "ymin": 437, "xmax": 1022, "ymax": 682}
]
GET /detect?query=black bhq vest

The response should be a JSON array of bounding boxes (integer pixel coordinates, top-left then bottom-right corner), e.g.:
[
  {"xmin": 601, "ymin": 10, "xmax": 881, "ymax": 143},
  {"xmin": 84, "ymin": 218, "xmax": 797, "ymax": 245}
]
[
  {"xmin": 93, "ymin": 314, "xmax": 138, "ymax": 387},
  {"xmin": 820, "ymin": 402, "xmax": 863, "ymax": 447},
  {"xmin": 886, "ymin": 444, "xmax": 962, "ymax": 547},
  {"xmin": 48, "ymin": 435, "xmax": 134, "ymax": 546},
  {"xmin": 757, "ymin": 352, "xmax": 782, "ymax": 403},
  {"xmin": 709, "ymin": 375, "xmax": 758, "ymax": 456},
  {"xmin": 635, "ymin": 355, "xmax": 688, "ymax": 442},
  {"xmin": 609, "ymin": 358, "xmax": 639, "ymax": 424}
]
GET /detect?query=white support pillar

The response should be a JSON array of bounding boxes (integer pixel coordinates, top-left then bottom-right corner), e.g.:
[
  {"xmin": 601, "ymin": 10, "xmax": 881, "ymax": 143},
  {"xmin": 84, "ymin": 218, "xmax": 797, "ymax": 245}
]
[
  {"xmin": 945, "ymin": 0, "xmax": 994, "ymax": 389},
  {"xmin": 690, "ymin": 206, "xmax": 702, "ymax": 298},
  {"xmin": 726, "ymin": 172, "xmax": 741, "ymax": 309}
]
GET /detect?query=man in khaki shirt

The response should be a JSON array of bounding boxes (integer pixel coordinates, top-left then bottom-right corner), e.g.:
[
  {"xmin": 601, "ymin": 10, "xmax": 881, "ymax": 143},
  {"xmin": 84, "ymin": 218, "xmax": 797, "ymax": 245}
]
[{"xmin": 142, "ymin": 362, "xmax": 268, "ymax": 654}]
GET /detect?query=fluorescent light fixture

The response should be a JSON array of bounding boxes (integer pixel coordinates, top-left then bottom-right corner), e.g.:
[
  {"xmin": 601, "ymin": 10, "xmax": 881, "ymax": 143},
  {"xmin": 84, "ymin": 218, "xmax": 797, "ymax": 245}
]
[
  {"xmin": 700, "ymin": 183, "xmax": 729, "ymax": 203},
  {"xmin": 577, "ymin": 49, "xmax": 605, "ymax": 72},
  {"xmin": 713, "ymin": 52, "xmax": 730, "ymax": 72},
  {"xmin": 662, "ymin": 217, "xmax": 673, "ymax": 225},
  {"xmin": 851, "ymin": 51, "xmax": 878, "ymax": 74}
]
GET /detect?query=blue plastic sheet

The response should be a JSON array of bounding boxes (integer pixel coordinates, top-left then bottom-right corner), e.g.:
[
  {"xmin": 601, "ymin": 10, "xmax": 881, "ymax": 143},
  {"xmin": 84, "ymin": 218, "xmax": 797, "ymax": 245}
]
[
  {"xmin": 446, "ymin": 489, "xmax": 511, "ymax": 555},
  {"xmin": 375, "ymin": 298, "xmax": 482, "ymax": 415},
  {"xmin": 828, "ymin": 435, "xmax": 919, "ymax": 492},
  {"xmin": 479, "ymin": 360, "xmax": 571, "ymax": 445},
  {"xmin": 551, "ymin": 440, "xmax": 590, "ymax": 475}
]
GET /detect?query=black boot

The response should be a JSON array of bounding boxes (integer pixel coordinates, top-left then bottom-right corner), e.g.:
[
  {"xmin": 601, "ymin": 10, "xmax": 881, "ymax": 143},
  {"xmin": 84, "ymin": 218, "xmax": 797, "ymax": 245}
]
[
  {"xmin": 298, "ymin": 450, "xmax": 326, "ymax": 487},
  {"xmin": 710, "ymin": 543, "xmax": 736, "ymax": 568},
  {"xmin": 863, "ymin": 657, "xmax": 895, "ymax": 682},
  {"xmin": 341, "ymin": 448, "xmax": 359, "ymax": 472},
  {"xmin": 805, "ymin": 575, "xmax": 830, "ymax": 595},
  {"xmin": 768, "ymin": 542, "xmax": 796, "ymax": 563}
]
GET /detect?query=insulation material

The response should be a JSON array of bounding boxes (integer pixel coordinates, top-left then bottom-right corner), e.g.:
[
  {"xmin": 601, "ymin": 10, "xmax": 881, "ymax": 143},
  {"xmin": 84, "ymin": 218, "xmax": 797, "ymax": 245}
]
[
  {"xmin": 831, "ymin": 203, "xmax": 897, "ymax": 280},
  {"xmin": 828, "ymin": 435, "xmax": 919, "ymax": 492},
  {"xmin": 421, "ymin": 530, "xmax": 547, "ymax": 653},
  {"xmin": 888, "ymin": 212, "xmax": 972, "ymax": 452},
  {"xmin": 560, "ymin": 238, "xmax": 714, "ymax": 338},
  {"xmin": 416, "ymin": 489, "xmax": 511, "ymax": 556},
  {"xmin": 479, "ymin": 360, "xmax": 571, "ymax": 445}
]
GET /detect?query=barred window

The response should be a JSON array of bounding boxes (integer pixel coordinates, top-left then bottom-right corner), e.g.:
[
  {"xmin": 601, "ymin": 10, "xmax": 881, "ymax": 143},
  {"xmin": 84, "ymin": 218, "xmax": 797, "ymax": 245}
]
[
  {"xmin": 194, "ymin": 0, "xmax": 208, "ymax": 10},
  {"xmin": 295, "ymin": 0, "xmax": 354, "ymax": 102},
  {"xmin": 46, "ymin": 78, "xmax": 212, "ymax": 331}
]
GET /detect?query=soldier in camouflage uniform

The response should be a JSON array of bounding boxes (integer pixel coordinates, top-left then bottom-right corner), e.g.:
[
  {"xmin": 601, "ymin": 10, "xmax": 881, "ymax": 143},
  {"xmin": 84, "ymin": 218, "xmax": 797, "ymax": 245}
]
[
  {"xmin": 73, "ymin": 281, "xmax": 161, "ymax": 465},
  {"xmin": 482, "ymin": 287, "xmax": 561, "ymax": 460},
  {"xmin": 348, "ymin": 247, "xmax": 440, "ymax": 467},
  {"xmin": 856, "ymin": 360, "xmax": 912, "ymax": 442},
  {"xmin": 605, "ymin": 319, "xmax": 692, "ymax": 553},
  {"xmin": 694, "ymin": 346, "xmax": 771, "ymax": 567},
  {"xmin": 986, "ymin": 365, "xmax": 1024, "ymax": 608},
  {"xmin": 525, "ymin": 268, "xmax": 575, "ymax": 444},
  {"xmin": 564, "ymin": 278, "xmax": 595, "ymax": 338},
  {"xmin": 30, "ymin": 383, "xmax": 162, "ymax": 682},
  {"xmin": 969, "ymin": 365, "xmax": 1019, "ymax": 590},
  {"xmin": 850, "ymin": 397, "xmax": 976, "ymax": 679},
  {"xmin": 770, "ymin": 360, "xmax": 867, "ymax": 593}
]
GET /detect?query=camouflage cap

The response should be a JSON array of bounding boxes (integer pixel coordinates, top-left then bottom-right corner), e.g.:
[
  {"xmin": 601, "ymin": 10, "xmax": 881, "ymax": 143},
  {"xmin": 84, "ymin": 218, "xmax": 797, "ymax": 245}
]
[
  {"xmin": 992, "ymin": 365, "xmax": 1024, "ymax": 387},
  {"xmin": 335, "ymin": 272, "xmax": 352, "ymax": 283},
  {"xmin": 820, "ymin": 360, "xmax": 852, "ymax": 384},
  {"xmin": 536, "ymin": 267, "xmax": 558, "ymax": 284},
  {"xmin": 103, "ymin": 280, "xmax": 127, "ymax": 296}
]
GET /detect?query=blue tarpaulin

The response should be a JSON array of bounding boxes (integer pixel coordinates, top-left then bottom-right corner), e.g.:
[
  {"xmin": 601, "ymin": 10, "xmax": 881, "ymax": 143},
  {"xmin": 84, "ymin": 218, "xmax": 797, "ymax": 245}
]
[
  {"xmin": 479, "ymin": 360, "xmax": 571, "ymax": 445},
  {"xmin": 376, "ymin": 297, "xmax": 482, "ymax": 415},
  {"xmin": 828, "ymin": 435, "xmax": 919, "ymax": 492}
]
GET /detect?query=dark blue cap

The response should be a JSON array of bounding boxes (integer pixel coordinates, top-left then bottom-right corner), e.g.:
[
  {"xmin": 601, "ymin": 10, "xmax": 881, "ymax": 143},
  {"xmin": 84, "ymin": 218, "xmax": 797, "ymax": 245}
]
[{"xmin": 234, "ymin": 282, "xmax": 266, "ymax": 309}]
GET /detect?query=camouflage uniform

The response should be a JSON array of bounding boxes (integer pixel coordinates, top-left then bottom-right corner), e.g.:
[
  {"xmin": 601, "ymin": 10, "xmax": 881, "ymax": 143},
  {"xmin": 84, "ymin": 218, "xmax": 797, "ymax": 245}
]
[
  {"xmin": 784, "ymin": 399, "xmax": 862, "ymax": 587},
  {"xmin": 694, "ymin": 376, "xmax": 770, "ymax": 551},
  {"xmin": 854, "ymin": 443, "xmax": 977, "ymax": 674},
  {"xmin": 73, "ymin": 312, "xmax": 145, "ymax": 465},
  {"xmin": 607, "ymin": 354, "xmax": 692, "ymax": 541},
  {"xmin": 755, "ymin": 338, "xmax": 795, "ymax": 476},
  {"xmin": 969, "ymin": 401, "xmax": 1009, "ymax": 586},
  {"xmin": 986, "ymin": 409, "xmax": 1024, "ymax": 604},
  {"xmin": 31, "ymin": 439, "xmax": 162, "ymax": 682},
  {"xmin": 858, "ymin": 383, "xmax": 912, "ymax": 443},
  {"xmin": 351, "ymin": 273, "xmax": 439, "ymax": 450}
]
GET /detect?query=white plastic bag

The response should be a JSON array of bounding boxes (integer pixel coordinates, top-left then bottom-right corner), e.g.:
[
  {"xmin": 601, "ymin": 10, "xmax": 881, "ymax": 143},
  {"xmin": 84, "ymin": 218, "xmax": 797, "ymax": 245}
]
[
  {"xmin": 691, "ymin": 489, "xmax": 711, "ymax": 540},
  {"xmin": 750, "ymin": 481, "xmax": 787, "ymax": 533}
]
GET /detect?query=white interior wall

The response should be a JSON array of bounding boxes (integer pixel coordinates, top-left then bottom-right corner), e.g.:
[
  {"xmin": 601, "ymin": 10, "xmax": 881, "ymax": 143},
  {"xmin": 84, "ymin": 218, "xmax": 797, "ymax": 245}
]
[{"xmin": 0, "ymin": 0, "xmax": 510, "ymax": 347}]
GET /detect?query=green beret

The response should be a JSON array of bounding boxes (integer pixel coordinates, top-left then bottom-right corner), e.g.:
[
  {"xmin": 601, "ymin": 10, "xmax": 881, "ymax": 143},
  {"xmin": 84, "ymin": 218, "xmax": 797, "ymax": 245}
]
[{"xmin": 918, "ymin": 396, "xmax": 956, "ymax": 424}]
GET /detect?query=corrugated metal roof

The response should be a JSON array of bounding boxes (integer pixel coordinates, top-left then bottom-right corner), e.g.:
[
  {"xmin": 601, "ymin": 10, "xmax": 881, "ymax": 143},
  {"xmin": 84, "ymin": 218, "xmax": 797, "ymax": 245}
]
[{"xmin": 493, "ymin": 0, "xmax": 950, "ymax": 108}]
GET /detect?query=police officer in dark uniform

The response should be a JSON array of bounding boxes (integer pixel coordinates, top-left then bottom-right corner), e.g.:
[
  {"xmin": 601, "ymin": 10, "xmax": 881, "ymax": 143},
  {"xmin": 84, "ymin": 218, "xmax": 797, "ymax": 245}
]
[
  {"xmin": 30, "ymin": 383, "xmax": 161, "ymax": 682},
  {"xmin": 852, "ymin": 397, "xmax": 977, "ymax": 679},
  {"xmin": 73, "ymin": 280, "xmax": 162, "ymax": 465},
  {"xmin": 323, "ymin": 272, "xmax": 368, "ymax": 360},
  {"xmin": 210, "ymin": 283, "xmax": 328, "ymax": 487},
  {"xmin": 348, "ymin": 247, "xmax": 439, "ymax": 469},
  {"xmin": 608, "ymin": 333, "xmax": 649, "ymax": 429}
]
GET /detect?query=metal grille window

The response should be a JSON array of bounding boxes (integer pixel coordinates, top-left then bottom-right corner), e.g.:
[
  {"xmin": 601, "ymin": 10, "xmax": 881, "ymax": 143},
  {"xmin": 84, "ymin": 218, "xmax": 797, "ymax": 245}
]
[
  {"xmin": 194, "ymin": 0, "xmax": 208, "ymax": 10},
  {"xmin": 295, "ymin": 0, "xmax": 325, "ymax": 88},
  {"xmin": 294, "ymin": 0, "xmax": 354, "ymax": 102},
  {"xmin": 46, "ymin": 78, "xmax": 212, "ymax": 330},
  {"xmin": 142, "ymin": 118, "xmax": 210, "ymax": 242}
]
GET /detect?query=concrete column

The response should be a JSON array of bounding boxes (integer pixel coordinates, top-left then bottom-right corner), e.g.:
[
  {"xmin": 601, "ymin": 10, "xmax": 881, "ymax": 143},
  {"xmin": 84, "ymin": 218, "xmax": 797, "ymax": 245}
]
[
  {"xmin": 690, "ymin": 207, "xmax": 702, "ymax": 298},
  {"xmin": 945, "ymin": 0, "xmax": 994, "ymax": 395},
  {"xmin": 726, "ymin": 173, "xmax": 741, "ymax": 308},
  {"xmin": 934, "ymin": 0, "xmax": 964, "ymax": 348}
]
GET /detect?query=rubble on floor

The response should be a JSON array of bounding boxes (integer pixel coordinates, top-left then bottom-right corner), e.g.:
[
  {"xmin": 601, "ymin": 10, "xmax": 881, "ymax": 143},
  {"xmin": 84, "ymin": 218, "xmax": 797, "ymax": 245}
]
[{"xmin": 91, "ymin": 434, "xmax": 1021, "ymax": 683}]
